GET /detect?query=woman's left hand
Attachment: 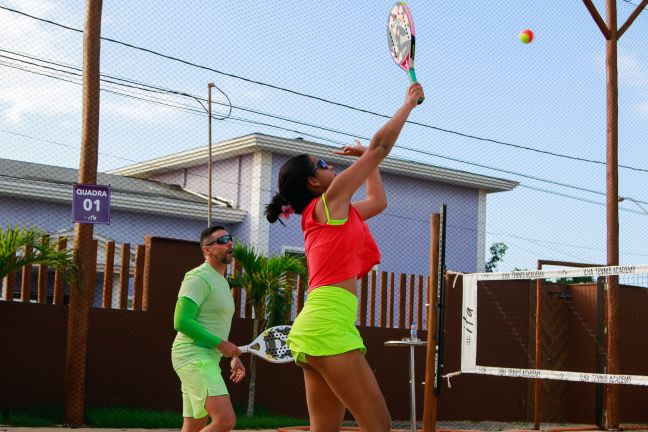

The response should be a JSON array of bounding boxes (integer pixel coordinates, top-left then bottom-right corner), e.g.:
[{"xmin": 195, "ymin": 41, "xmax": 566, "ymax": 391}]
[
  {"xmin": 229, "ymin": 356, "xmax": 246, "ymax": 383},
  {"xmin": 334, "ymin": 139, "xmax": 366, "ymax": 157}
]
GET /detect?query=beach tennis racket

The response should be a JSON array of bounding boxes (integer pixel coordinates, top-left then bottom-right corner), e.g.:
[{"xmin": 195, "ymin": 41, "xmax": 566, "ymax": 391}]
[
  {"xmin": 387, "ymin": 2, "xmax": 424, "ymax": 104},
  {"xmin": 238, "ymin": 325, "xmax": 293, "ymax": 364}
]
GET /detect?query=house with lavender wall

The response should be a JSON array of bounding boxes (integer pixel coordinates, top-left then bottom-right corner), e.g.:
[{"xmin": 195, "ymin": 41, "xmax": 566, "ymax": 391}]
[{"xmin": 109, "ymin": 133, "xmax": 518, "ymax": 275}]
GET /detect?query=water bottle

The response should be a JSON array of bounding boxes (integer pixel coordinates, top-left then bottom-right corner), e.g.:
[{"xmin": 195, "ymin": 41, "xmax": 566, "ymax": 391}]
[{"xmin": 410, "ymin": 321, "xmax": 418, "ymax": 341}]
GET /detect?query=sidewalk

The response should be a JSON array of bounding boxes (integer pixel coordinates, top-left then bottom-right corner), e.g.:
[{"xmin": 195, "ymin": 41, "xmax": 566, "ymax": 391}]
[{"xmin": 1, "ymin": 429, "xmax": 278, "ymax": 432}]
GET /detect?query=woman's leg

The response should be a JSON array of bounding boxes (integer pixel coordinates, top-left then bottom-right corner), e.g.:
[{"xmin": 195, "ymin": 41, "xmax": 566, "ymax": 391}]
[
  {"xmin": 307, "ymin": 350, "xmax": 391, "ymax": 432},
  {"xmin": 301, "ymin": 362, "xmax": 346, "ymax": 432}
]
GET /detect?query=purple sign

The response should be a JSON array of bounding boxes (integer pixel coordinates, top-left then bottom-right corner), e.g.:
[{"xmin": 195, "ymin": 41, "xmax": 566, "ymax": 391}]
[{"xmin": 72, "ymin": 183, "xmax": 111, "ymax": 224}]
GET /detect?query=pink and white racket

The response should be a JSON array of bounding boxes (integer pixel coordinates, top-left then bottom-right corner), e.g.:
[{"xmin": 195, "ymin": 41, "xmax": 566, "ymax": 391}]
[{"xmin": 387, "ymin": 2, "xmax": 424, "ymax": 104}]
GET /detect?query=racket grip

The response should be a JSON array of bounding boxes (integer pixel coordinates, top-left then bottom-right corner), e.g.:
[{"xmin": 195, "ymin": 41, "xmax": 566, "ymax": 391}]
[{"xmin": 407, "ymin": 68, "xmax": 424, "ymax": 105}]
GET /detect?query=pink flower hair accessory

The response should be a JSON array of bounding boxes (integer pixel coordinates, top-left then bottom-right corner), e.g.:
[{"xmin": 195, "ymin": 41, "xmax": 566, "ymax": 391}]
[{"xmin": 279, "ymin": 204, "xmax": 294, "ymax": 220}]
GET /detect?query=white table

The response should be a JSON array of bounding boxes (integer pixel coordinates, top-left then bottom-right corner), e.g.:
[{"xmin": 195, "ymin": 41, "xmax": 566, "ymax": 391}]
[{"xmin": 384, "ymin": 338, "xmax": 427, "ymax": 432}]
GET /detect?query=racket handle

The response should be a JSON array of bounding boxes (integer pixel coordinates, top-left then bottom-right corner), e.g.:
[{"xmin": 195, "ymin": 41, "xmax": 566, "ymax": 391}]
[
  {"xmin": 407, "ymin": 68, "xmax": 424, "ymax": 105},
  {"xmin": 237, "ymin": 345, "xmax": 250, "ymax": 354}
]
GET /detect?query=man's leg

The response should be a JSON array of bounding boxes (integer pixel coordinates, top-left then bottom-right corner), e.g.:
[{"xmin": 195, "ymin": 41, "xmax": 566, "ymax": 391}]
[
  {"xmin": 201, "ymin": 395, "xmax": 236, "ymax": 432},
  {"xmin": 181, "ymin": 416, "xmax": 208, "ymax": 432}
]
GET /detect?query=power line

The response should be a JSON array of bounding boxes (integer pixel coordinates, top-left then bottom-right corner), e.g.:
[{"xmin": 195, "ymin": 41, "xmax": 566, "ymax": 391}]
[
  {"xmin": 3, "ymin": 55, "xmax": 648, "ymax": 208},
  {"xmin": 4, "ymin": 115, "xmax": 648, "ymax": 217},
  {"xmin": 2, "ymin": 6, "xmax": 647, "ymax": 173},
  {"xmin": 2, "ymin": 130, "xmax": 646, "ymax": 260}
]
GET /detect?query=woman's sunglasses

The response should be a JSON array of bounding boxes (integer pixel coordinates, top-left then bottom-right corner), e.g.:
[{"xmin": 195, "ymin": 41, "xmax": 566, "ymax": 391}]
[
  {"xmin": 205, "ymin": 234, "xmax": 233, "ymax": 246},
  {"xmin": 310, "ymin": 159, "xmax": 329, "ymax": 176}
]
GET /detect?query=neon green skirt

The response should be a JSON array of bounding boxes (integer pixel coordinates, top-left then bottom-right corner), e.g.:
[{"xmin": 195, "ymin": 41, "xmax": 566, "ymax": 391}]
[{"xmin": 287, "ymin": 285, "xmax": 366, "ymax": 364}]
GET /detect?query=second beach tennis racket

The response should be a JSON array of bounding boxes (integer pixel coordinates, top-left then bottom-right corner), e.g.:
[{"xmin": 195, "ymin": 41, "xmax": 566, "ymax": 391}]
[
  {"xmin": 238, "ymin": 325, "xmax": 293, "ymax": 364},
  {"xmin": 387, "ymin": 2, "xmax": 424, "ymax": 104}
]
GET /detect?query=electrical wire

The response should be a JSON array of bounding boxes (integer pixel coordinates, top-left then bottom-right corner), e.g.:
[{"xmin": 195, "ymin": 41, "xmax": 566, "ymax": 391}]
[
  {"xmin": 3, "ymin": 56, "xmax": 648, "ymax": 208},
  {"xmin": 1, "ymin": 6, "xmax": 647, "ymax": 173}
]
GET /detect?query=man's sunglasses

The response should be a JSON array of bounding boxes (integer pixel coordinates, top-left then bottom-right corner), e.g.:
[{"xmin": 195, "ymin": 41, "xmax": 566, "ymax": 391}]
[
  {"xmin": 205, "ymin": 234, "xmax": 233, "ymax": 246},
  {"xmin": 310, "ymin": 159, "xmax": 329, "ymax": 176}
]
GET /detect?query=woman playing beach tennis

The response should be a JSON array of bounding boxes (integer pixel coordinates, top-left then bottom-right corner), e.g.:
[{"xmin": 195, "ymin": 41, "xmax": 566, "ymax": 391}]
[{"xmin": 265, "ymin": 82, "xmax": 424, "ymax": 431}]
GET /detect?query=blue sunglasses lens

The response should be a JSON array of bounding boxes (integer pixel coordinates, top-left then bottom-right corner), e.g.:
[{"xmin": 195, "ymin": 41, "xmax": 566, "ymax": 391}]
[{"xmin": 215, "ymin": 235, "xmax": 233, "ymax": 244}]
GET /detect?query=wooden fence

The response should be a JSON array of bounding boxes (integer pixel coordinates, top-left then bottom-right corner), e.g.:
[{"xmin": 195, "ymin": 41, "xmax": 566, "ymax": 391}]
[
  {"xmin": 230, "ymin": 259, "xmax": 431, "ymax": 329},
  {"xmin": 1, "ymin": 235, "xmax": 146, "ymax": 311},
  {"xmin": 2, "ymin": 239, "xmax": 430, "ymax": 329}
]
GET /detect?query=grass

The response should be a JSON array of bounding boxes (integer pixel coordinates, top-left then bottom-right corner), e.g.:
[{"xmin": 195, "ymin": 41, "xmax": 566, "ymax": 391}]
[{"xmin": 1, "ymin": 405, "xmax": 309, "ymax": 429}]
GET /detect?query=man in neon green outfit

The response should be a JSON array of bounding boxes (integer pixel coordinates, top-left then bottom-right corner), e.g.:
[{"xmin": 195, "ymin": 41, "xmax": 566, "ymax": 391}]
[{"xmin": 172, "ymin": 226, "xmax": 245, "ymax": 432}]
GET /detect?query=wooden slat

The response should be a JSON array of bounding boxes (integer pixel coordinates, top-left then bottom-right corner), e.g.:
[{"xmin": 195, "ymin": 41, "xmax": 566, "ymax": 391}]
[
  {"xmin": 425, "ymin": 276, "xmax": 431, "ymax": 330},
  {"xmin": 284, "ymin": 272, "xmax": 295, "ymax": 323},
  {"xmin": 408, "ymin": 274, "xmax": 415, "ymax": 327},
  {"xmin": 230, "ymin": 259, "xmax": 244, "ymax": 317},
  {"xmin": 398, "ymin": 273, "xmax": 406, "ymax": 328},
  {"xmin": 86, "ymin": 240, "xmax": 99, "ymax": 306},
  {"xmin": 142, "ymin": 237, "xmax": 152, "ymax": 312},
  {"xmin": 37, "ymin": 234, "xmax": 50, "ymax": 304},
  {"xmin": 53, "ymin": 237, "xmax": 67, "ymax": 305},
  {"xmin": 20, "ymin": 244, "xmax": 32, "ymax": 303},
  {"xmin": 417, "ymin": 275, "xmax": 424, "ymax": 330},
  {"xmin": 244, "ymin": 294, "xmax": 252, "ymax": 319},
  {"xmin": 132, "ymin": 245, "xmax": 145, "ymax": 311},
  {"xmin": 232, "ymin": 286, "xmax": 242, "ymax": 317},
  {"xmin": 379, "ymin": 271, "xmax": 388, "ymax": 328},
  {"xmin": 388, "ymin": 272, "xmax": 395, "ymax": 328},
  {"xmin": 118, "ymin": 243, "xmax": 131, "ymax": 310},
  {"xmin": 102, "ymin": 241, "xmax": 115, "ymax": 308},
  {"xmin": 359, "ymin": 275, "xmax": 368, "ymax": 326},
  {"xmin": 295, "ymin": 274, "xmax": 305, "ymax": 315},
  {"xmin": 3, "ymin": 252, "xmax": 16, "ymax": 302},
  {"xmin": 243, "ymin": 259, "xmax": 252, "ymax": 318},
  {"xmin": 369, "ymin": 271, "xmax": 376, "ymax": 327}
]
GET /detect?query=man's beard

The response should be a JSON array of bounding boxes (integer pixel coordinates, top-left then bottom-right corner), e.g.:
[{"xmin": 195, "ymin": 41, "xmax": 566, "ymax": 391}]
[{"xmin": 211, "ymin": 251, "xmax": 232, "ymax": 265}]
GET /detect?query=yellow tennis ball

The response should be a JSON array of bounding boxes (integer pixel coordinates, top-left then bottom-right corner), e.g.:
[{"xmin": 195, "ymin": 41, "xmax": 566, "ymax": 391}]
[{"xmin": 519, "ymin": 29, "xmax": 534, "ymax": 44}]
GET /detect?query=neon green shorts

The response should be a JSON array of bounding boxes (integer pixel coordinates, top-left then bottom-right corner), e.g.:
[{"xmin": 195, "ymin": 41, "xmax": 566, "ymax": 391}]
[
  {"xmin": 174, "ymin": 358, "xmax": 228, "ymax": 418},
  {"xmin": 287, "ymin": 285, "xmax": 366, "ymax": 364}
]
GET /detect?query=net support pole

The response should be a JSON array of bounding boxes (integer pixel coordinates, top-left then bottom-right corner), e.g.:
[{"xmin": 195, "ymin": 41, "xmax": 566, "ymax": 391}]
[
  {"xmin": 533, "ymin": 275, "xmax": 542, "ymax": 429},
  {"xmin": 422, "ymin": 213, "xmax": 440, "ymax": 432}
]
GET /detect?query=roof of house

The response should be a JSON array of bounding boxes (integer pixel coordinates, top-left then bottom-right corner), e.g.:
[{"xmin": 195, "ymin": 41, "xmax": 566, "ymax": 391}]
[
  {"xmin": 108, "ymin": 133, "xmax": 519, "ymax": 193},
  {"xmin": 0, "ymin": 158, "xmax": 246, "ymax": 222}
]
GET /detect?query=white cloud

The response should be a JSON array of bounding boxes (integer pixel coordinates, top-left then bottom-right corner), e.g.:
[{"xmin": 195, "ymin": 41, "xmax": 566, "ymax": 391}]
[
  {"xmin": 594, "ymin": 52, "xmax": 648, "ymax": 87},
  {"xmin": 637, "ymin": 101, "xmax": 648, "ymax": 116},
  {"xmin": 102, "ymin": 97, "xmax": 175, "ymax": 122},
  {"xmin": 0, "ymin": 74, "xmax": 81, "ymax": 123},
  {"xmin": 617, "ymin": 53, "xmax": 648, "ymax": 87},
  {"xmin": 596, "ymin": 51, "xmax": 648, "ymax": 119},
  {"xmin": 0, "ymin": 2, "xmax": 166, "ymax": 124},
  {"xmin": 0, "ymin": 2, "xmax": 82, "ymax": 123}
]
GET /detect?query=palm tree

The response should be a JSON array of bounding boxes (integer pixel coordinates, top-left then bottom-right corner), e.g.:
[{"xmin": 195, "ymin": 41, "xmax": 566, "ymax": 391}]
[
  {"xmin": 229, "ymin": 242, "xmax": 306, "ymax": 417},
  {"xmin": 0, "ymin": 225, "xmax": 75, "ymax": 283}
]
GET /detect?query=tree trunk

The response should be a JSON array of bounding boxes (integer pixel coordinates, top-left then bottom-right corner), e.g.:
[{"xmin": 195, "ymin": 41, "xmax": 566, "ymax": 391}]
[{"xmin": 246, "ymin": 317, "xmax": 259, "ymax": 417}]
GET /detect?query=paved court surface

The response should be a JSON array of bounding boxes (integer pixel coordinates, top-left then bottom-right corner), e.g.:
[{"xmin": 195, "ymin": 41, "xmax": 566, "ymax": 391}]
[{"xmin": 0, "ymin": 428, "xmax": 276, "ymax": 432}]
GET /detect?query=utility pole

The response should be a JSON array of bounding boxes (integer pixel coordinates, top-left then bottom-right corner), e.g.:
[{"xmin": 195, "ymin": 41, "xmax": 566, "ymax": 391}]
[
  {"xmin": 581, "ymin": 0, "xmax": 648, "ymax": 428},
  {"xmin": 64, "ymin": 0, "xmax": 103, "ymax": 426},
  {"xmin": 207, "ymin": 82, "xmax": 215, "ymax": 226}
]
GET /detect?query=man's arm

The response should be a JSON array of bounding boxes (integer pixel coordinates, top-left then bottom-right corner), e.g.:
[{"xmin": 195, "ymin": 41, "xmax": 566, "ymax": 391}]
[{"xmin": 173, "ymin": 296, "xmax": 240, "ymax": 357}]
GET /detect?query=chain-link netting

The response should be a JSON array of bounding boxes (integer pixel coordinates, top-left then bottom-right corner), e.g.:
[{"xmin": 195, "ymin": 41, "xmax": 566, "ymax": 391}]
[{"xmin": 2, "ymin": 0, "xmax": 648, "ymax": 429}]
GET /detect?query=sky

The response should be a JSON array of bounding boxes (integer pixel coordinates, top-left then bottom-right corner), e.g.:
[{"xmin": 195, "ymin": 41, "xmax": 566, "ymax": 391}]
[{"xmin": 0, "ymin": 0, "xmax": 647, "ymax": 272}]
